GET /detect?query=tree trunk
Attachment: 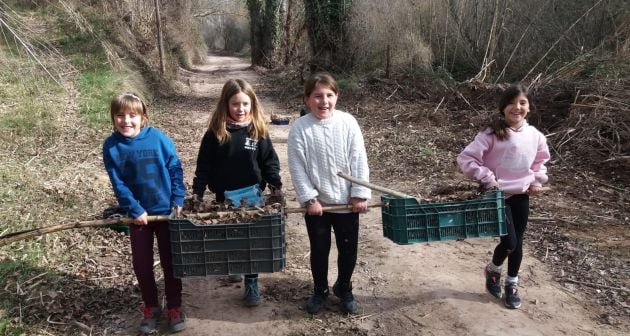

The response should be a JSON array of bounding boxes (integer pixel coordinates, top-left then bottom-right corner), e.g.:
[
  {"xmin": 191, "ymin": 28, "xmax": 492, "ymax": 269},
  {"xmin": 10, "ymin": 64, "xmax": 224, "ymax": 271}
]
[
  {"xmin": 479, "ymin": 0, "xmax": 502, "ymax": 81},
  {"xmin": 154, "ymin": 0, "xmax": 165, "ymax": 74},
  {"xmin": 247, "ymin": 0, "xmax": 264, "ymax": 65},
  {"xmin": 304, "ymin": 0, "xmax": 353, "ymax": 72},
  {"xmin": 283, "ymin": 0, "xmax": 295, "ymax": 65},
  {"xmin": 247, "ymin": 0, "xmax": 282, "ymax": 68}
]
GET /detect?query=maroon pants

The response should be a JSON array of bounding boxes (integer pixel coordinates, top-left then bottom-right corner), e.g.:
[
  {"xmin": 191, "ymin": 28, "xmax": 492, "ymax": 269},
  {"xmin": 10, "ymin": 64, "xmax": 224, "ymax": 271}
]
[{"xmin": 130, "ymin": 221, "xmax": 182, "ymax": 309}]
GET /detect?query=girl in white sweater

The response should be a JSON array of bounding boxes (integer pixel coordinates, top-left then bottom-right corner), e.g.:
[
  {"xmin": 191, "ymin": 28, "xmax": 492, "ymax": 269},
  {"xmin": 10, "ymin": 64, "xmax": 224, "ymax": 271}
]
[{"xmin": 288, "ymin": 72, "xmax": 371, "ymax": 315}]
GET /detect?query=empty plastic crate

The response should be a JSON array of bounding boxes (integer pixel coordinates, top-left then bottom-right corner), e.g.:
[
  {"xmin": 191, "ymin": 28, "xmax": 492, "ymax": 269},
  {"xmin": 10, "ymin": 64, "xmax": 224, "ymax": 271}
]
[
  {"xmin": 169, "ymin": 212, "xmax": 285, "ymax": 278},
  {"xmin": 381, "ymin": 191, "xmax": 506, "ymax": 245}
]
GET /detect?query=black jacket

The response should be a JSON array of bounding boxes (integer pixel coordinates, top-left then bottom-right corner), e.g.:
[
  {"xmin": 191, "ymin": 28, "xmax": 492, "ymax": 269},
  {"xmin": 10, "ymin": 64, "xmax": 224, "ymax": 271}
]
[{"xmin": 192, "ymin": 125, "xmax": 282, "ymax": 201}]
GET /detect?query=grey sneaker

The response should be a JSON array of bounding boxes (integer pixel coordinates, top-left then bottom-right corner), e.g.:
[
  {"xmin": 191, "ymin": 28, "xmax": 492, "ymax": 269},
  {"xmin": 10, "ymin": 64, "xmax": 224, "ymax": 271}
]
[
  {"xmin": 138, "ymin": 306, "xmax": 161, "ymax": 334},
  {"xmin": 168, "ymin": 307, "xmax": 186, "ymax": 333},
  {"xmin": 504, "ymin": 284, "xmax": 522, "ymax": 309},
  {"xmin": 333, "ymin": 281, "xmax": 358, "ymax": 314},
  {"xmin": 305, "ymin": 287, "xmax": 329, "ymax": 314},
  {"xmin": 244, "ymin": 277, "xmax": 260, "ymax": 307},
  {"xmin": 485, "ymin": 267, "xmax": 502, "ymax": 299}
]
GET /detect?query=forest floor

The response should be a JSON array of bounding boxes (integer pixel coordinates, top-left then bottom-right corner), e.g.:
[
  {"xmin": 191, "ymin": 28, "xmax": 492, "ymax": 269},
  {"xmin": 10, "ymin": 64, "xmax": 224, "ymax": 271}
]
[{"xmin": 4, "ymin": 54, "xmax": 628, "ymax": 336}]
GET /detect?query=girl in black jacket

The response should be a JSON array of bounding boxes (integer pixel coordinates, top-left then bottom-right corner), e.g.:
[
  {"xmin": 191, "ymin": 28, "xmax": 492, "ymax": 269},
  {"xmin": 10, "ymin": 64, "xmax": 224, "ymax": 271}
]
[{"xmin": 192, "ymin": 79, "xmax": 282, "ymax": 307}]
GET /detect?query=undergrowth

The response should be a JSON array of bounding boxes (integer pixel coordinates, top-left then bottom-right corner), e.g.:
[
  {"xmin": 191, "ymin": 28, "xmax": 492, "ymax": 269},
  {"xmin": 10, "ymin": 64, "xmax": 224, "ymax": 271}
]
[{"xmin": 0, "ymin": 3, "xmax": 127, "ymax": 334}]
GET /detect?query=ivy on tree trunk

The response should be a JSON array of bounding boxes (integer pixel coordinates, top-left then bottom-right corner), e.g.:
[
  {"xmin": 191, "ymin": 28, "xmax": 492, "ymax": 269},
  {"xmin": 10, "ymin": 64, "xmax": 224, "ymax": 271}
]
[
  {"xmin": 247, "ymin": 0, "xmax": 282, "ymax": 68},
  {"xmin": 304, "ymin": 0, "xmax": 353, "ymax": 71}
]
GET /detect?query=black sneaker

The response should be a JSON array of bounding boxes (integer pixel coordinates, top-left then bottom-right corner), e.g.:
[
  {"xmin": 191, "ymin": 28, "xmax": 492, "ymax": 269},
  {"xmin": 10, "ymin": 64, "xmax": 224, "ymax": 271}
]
[
  {"xmin": 333, "ymin": 281, "xmax": 358, "ymax": 314},
  {"xmin": 485, "ymin": 267, "xmax": 502, "ymax": 299},
  {"xmin": 305, "ymin": 288, "xmax": 329, "ymax": 314},
  {"xmin": 504, "ymin": 283, "xmax": 522, "ymax": 309}
]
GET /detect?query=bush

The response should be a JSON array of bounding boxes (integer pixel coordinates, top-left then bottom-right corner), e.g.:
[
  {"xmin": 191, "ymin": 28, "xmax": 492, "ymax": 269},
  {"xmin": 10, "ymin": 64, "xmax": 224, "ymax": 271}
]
[{"xmin": 348, "ymin": 0, "xmax": 433, "ymax": 74}]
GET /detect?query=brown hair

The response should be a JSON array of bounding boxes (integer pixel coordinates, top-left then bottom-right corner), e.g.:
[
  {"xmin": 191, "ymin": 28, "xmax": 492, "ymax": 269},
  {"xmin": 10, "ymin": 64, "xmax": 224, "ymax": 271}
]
[
  {"xmin": 209, "ymin": 79, "xmax": 268, "ymax": 144},
  {"xmin": 304, "ymin": 72, "xmax": 339, "ymax": 98},
  {"xmin": 487, "ymin": 84, "xmax": 531, "ymax": 141},
  {"xmin": 110, "ymin": 93, "xmax": 148, "ymax": 129}
]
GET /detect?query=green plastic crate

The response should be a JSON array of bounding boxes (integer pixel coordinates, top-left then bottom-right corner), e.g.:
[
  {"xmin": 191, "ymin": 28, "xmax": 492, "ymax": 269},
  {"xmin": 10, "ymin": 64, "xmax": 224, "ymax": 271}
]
[
  {"xmin": 381, "ymin": 191, "xmax": 506, "ymax": 245},
  {"xmin": 169, "ymin": 211, "xmax": 285, "ymax": 278}
]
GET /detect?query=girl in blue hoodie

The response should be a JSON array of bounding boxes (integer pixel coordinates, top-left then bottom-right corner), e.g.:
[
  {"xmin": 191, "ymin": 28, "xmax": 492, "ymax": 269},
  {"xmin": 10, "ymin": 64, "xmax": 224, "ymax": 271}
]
[{"xmin": 102, "ymin": 93, "xmax": 186, "ymax": 334}]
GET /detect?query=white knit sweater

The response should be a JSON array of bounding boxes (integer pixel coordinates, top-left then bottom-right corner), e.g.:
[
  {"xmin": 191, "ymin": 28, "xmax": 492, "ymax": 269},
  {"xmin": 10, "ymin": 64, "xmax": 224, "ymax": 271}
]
[{"xmin": 288, "ymin": 110, "xmax": 371, "ymax": 206}]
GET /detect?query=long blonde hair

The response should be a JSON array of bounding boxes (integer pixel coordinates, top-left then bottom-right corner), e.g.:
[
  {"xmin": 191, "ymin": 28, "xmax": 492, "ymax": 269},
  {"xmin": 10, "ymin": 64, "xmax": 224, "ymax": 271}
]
[{"xmin": 209, "ymin": 79, "xmax": 268, "ymax": 144}]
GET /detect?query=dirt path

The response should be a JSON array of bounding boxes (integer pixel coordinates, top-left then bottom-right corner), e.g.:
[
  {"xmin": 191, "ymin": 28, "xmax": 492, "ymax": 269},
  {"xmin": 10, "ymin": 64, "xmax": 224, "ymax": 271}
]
[{"xmin": 145, "ymin": 55, "xmax": 624, "ymax": 336}]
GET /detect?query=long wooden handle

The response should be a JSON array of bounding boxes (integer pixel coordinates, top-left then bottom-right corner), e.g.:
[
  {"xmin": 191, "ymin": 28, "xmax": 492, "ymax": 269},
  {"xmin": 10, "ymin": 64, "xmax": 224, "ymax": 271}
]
[
  {"xmin": 1, "ymin": 199, "xmax": 389, "ymax": 247},
  {"xmin": 337, "ymin": 171, "xmax": 418, "ymax": 199},
  {"xmin": 0, "ymin": 215, "xmax": 169, "ymax": 247},
  {"xmin": 285, "ymin": 203, "xmax": 384, "ymax": 214}
]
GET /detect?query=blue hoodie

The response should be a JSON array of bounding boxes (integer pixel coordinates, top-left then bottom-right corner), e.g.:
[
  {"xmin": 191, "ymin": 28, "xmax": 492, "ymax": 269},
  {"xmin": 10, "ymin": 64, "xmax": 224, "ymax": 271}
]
[{"xmin": 103, "ymin": 126, "xmax": 185, "ymax": 218}]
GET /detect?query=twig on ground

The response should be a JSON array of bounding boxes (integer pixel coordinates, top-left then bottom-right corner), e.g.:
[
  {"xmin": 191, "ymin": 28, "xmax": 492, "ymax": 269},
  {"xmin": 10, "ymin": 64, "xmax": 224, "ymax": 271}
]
[{"xmin": 559, "ymin": 278, "xmax": 630, "ymax": 293}]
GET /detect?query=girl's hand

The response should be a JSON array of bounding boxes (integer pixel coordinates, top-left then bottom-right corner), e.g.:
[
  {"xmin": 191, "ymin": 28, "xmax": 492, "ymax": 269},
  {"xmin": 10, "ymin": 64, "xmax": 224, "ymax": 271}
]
[
  {"xmin": 527, "ymin": 185, "xmax": 544, "ymax": 196},
  {"xmin": 133, "ymin": 212, "xmax": 148, "ymax": 225},
  {"xmin": 306, "ymin": 199, "xmax": 323, "ymax": 216},
  {"xmin": 169, "ymin": 206, "xmax": 182, "ymax": 219},
  {"xmin": 351, "ymin": 197, "xmax": 368, "ymax": 213},
  {"xmin": 484, "ymin": 180, "xmax": 499, "ymax": 190}
]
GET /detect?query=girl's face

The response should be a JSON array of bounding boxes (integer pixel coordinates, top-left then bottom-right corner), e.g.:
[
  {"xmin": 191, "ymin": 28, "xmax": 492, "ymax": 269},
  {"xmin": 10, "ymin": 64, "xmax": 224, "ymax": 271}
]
[
  {"xmin": 304, "ymin": 84, "xmax": 338, "ymax": 120},
  {"xmin": 228, "ymin": 92, "xmax": 252, "ymax": 123},
  {"xmin": 114, "ymin": 108, "xmax": 144, "ymax": 138},
  {"xmin": 503, "ymin": 93, "xmax": 529, "ymax": 128}
]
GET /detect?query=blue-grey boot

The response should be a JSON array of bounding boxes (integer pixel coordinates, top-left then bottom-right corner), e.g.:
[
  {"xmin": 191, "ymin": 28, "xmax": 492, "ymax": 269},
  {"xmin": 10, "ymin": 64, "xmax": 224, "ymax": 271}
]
[{"xmin": 244, "ymin": 275, "xmax": 260, "ymax": 307}]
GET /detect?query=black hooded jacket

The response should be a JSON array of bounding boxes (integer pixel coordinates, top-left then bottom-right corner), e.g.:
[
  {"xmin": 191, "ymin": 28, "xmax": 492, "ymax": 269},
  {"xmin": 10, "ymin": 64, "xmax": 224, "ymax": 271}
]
[{"xmin": 192, "ymin": 124, "xmax": 282, "ymax": 202}]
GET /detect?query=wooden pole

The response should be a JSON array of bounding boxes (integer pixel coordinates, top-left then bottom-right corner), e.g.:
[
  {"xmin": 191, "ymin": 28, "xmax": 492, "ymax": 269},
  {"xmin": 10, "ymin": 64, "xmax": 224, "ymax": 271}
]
[
  {"xmin": 154, "ymin": 0, "xmax": 165, "ymax": 74},
  {"xmin": 0, "ymin": 216, "xmax": 169, "ymax": 247},
  {"xmin": 337, "ymin": 171, "xmax": 419, "ymax": 200},
  {"xmin": 285, "ymin": 203, "xmax": 384, "ymax": 214},
  {"xmin": 0, "ymin": 203, "xmax": 385, "ymax": 246}
]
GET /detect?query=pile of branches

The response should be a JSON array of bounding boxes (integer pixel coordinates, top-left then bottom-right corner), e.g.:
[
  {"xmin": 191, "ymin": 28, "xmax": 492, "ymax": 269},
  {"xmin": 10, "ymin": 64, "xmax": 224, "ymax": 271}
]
[{"xmin": 556, "ymin": 84, "xmax": 630, "ymax": 162}]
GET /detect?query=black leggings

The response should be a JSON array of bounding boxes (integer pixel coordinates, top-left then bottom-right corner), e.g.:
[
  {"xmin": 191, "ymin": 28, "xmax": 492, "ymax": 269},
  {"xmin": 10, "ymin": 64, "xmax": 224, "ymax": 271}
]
[
  {"xmin": 492, "ymin": 194, "xmax": 529, "ymax": 277},
  {"xmin": 305, "ymin": 212, "xmax": 359, "ymax": 290}
]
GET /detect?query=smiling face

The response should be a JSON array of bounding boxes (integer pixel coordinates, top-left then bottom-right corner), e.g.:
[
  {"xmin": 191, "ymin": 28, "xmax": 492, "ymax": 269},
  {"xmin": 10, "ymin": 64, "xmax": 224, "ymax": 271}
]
[
  {"xmin": 114, "ymin": 108, "xmax": 144, "ymax": 138},
  {"xmin": 304, "ymin": 84, "xmax": 338, "ymax": 119},
  {"xmin": 502, "ymin": 93, "xmax": 529, "ymax": 128},
  {"xmin": 228, "ymin": 92, "xmax": 252, "ymax": 123}
]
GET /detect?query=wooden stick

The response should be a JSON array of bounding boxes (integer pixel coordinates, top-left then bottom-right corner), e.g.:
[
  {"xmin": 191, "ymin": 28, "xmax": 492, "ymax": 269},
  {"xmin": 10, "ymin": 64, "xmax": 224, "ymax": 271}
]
[
  {"xmin": 0, "ymin": 200, "xmax": 388, "ymax": 246},
  {"xmin": 337, "ymin": 171, "xmax": 419, "ymax": 200},
  {"xmin": 285, "ymin": 203, "xmax": 384, "ymax": 214},
  {"xmin": 559, "ymin": 278, "xmax": 630, "ymax": 294},
  {"xmin": 505, "ymin": 186, "xmax": 552, "ymax": 197},
  {"xmin": 0, "ymin": 216, "xmax": 168, "ymax": 247}
]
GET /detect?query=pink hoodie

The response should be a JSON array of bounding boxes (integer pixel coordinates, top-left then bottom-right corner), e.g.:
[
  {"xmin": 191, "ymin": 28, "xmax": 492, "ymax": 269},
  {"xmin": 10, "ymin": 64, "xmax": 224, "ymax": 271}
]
[{"xmin": 457, "ymin": 122, "xmax": 550, "ymax": 195}]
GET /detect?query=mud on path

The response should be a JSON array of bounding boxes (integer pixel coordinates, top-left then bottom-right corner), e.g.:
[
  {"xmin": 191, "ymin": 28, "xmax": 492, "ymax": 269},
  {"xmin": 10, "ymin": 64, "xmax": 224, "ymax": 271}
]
[{"xmin": 140, "ymin": 54, "xmax": 627, "ymax": 336}]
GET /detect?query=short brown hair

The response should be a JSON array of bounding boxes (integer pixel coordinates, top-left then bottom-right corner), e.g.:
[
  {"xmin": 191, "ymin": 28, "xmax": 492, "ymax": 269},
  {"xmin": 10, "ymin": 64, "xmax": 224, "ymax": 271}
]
[
  {"xmin": 304, "ymin": 72, "xmax": 339, "ymax": 98},
  {"xmin": 110, "ymin": 93, "xmax": 148, "ymax": 128}
]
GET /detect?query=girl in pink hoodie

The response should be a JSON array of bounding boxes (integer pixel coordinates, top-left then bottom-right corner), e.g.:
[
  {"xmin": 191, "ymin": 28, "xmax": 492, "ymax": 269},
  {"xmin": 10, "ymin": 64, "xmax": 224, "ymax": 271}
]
[{"xmin": 457, "ymin": 85, "xmax": 550, "ymax": 309}]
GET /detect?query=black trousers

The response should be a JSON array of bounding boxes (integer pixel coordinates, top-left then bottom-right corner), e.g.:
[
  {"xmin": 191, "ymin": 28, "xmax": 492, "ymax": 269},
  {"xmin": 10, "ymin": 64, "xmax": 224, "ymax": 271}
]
[
  {"xmin": 492, "ymin": 194, "xmax": 530, "ymax": 277},
  {"xmin": 305, "ymin": 212, "xmax": 359, "ymax": 291}
]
